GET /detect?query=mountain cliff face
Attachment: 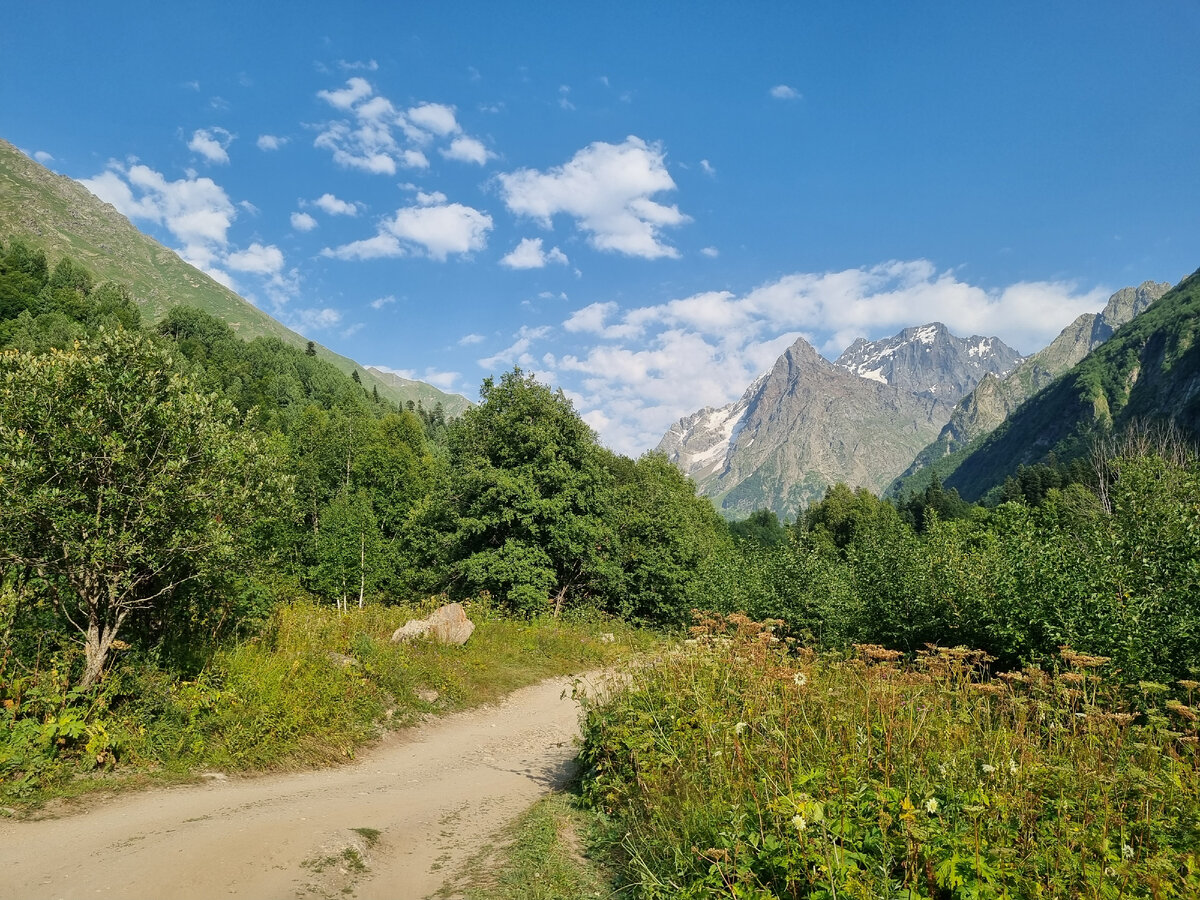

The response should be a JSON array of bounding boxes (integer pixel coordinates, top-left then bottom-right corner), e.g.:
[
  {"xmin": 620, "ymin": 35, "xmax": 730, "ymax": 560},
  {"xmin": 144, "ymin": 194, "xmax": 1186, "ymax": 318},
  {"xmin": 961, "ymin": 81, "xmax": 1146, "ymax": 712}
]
[
  {"xmin": 0, "ymin": 138, "xmax": 469, "ymax": 414},
  {"xmin": 945, "ymin": 270, "xmax": 1200, "ymax": 500},
  {"xmin": 658, "ymin": 324, "xmax": 1019, "ymax": 519},
  {"xmin": 889, "ymin": 281, "xmax": 1172, "ymax": 495},
  {"xmin": 835, "ymin": 323, "xmax": 1022, "ymax": 398}
]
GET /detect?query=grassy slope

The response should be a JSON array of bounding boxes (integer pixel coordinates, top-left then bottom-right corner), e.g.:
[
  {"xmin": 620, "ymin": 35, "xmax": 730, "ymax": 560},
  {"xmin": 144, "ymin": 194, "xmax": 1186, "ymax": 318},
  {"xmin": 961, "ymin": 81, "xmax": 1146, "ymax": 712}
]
[
  {"xmin": 0, "ymin": 139, "xmax": 469, "ymax": 415},
  {"xmin": 947, "ymin": 269, "xmax": 1200, "ymax": 500}
]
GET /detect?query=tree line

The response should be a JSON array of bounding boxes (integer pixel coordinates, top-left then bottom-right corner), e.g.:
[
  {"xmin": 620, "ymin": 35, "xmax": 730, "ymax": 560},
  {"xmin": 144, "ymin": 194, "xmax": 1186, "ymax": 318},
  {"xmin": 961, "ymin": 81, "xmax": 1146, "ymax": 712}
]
[{"xmin": 0, "ymin": 240, "xmax": 728, "ymax": 688}]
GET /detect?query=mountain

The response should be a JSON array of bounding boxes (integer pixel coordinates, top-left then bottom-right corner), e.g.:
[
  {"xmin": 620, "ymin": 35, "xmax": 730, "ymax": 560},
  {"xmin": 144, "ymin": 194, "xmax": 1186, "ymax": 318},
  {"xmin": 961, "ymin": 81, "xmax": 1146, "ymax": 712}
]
[
  {"xmin": 943, "ymin": 270, "xmax": 1200, "ymax": 500},
  {"xmin": 0, "ymin": 139, "xmax": 469, "ymax": 414},
  {"xmin": 835, "ymin": 323, "xmax": 1022, "ymax": 398},
  {"xmin": 658, "ymin": 324, "xmax": 1019, "ymax": 519},
  {"xmin": 888, "ymin": 281, "xmax": 1172, "ymax": 497}
]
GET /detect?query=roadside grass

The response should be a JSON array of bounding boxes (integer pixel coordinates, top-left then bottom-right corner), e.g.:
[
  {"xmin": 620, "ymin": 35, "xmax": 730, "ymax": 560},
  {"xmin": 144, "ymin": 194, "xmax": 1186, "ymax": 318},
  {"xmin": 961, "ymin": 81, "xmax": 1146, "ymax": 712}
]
[
  {"xmin": 580, "ymin": 613, "xmax": 1200, "ymax": 899},
  {"xmin": 0, "ymin": 599, "xmax": 659, "ymax": 809},
  {"xmin": 436, "ymin": 791, "xmax": 616, "ymax": 900}
]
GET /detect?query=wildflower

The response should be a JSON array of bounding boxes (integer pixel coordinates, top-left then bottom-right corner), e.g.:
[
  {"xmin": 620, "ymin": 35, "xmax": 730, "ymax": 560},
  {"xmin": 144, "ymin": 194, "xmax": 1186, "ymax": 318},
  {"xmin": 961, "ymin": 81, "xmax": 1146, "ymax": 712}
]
[
  {"xmin": 1008, "ymin": 759, "xmax": 1018, "ymax": 775},
  {"xmin": 792, "ymin": 814, "xmax": 807, "ymax": 832},
  {"xmin": 925, "ymin": 798, "xmax": 939, "ymax": 814},
  {"xmin": 734, "ymin": 722, "xmax": 748, "ymax": 735},
  {"xmin": 1122, "ymin": 843, "xmax": 1134, "ymax": 860},
  {"xmin": 793, "ymin": 671, "xmax": 808, "ymax": 687},
  {"xmin": 981, "ymin": 764, "xmax": 996, "ymax": 776}
]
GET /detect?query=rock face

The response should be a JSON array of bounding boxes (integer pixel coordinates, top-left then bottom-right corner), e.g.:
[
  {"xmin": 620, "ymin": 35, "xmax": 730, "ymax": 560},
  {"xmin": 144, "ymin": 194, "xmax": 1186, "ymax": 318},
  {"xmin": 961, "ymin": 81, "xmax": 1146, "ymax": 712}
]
[
  {"xmin": 835, "ymin": 323, "xmax": 1022, "ymax": 399},
  {"xmin": 658, "ymin": 324, "xmax": 1020, "ymax": 520},
  {"xmin": 391, "ymin": 603, "xmax": 475, "ymax": 645},
  {"xmin": 892, "ymin": 281, "xmax": 1173, "ymax": 490}
]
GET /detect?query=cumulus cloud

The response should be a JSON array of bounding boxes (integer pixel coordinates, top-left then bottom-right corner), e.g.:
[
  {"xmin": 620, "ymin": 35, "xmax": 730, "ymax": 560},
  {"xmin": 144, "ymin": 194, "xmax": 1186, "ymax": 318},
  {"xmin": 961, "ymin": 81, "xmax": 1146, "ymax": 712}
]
[
  {"xmin": 225, "ymin": 242, "xmax": 285, "ymax": 275},
  {"xmin": 293, "ymin": 307, "xmax": 342, "ymax": 332},
  {"xmin": 80, "ymin": 162, "xmax": 237, "ymax": 280},
  {"xmin": 498, "ymin": 136, "xmax": 690, "ymax": 259},
  {"xmin": 257, "ymin": 134, "xmax": 288, "ymax": 151},
  {"xmin": 546, "ymin": 260, "xmax": 1111, "ymax": 456},
  {"xmin": 370, "ymin": 295, "xmax": 396, "ymax": 309},
  {"xmin": 33, "ymin": 150, "xmax": 54, "ymax": 164},
  {"xmin": 313, "ymin": 192, "xmax": 358, "ymax": 216},
  {"xmin": 323, "ymin": 201, "xmax": 493, "ymax": 262},
  {"xmin": 291, "ymin": 211, "xmax": 318, "ymax": 231},
  {"xmin": 188, "ymin": 127, "xmax": 234, "ymax": 164},
  {"xmin": 458, "ymin": 333, "xmax": 485, "ymax": 345},
  {"xmin": 701, "ymin": 246, "xmax": 719, "ymax": 258},
  {"xmin": 313, "ymin": 79, "xmax": 492, "ymax": 175},
  {"xmin": 500, "ymin": 237, "xmax": 569, "ymax": 269},
  {"xmin": 441, "ymin": 136, "xmax": 493, "ymax": 165},
  {"xmin": 478, "ymin": 325, "xmax": 552, "ymax": 370},
  {"xmin": 769, "ymin": 84, "xmax": 802, "ymax": 100},
  {"xmin": 699, "ymin": 159, "xmax": 716, "ymax": 177}
]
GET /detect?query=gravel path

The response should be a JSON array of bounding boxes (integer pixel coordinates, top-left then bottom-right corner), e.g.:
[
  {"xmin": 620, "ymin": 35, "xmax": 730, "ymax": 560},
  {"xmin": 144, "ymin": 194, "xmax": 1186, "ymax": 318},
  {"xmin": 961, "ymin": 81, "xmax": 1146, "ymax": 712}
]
[{"xmin": 0, "ymin": 672, "xmax": 605, "ymax": 900}]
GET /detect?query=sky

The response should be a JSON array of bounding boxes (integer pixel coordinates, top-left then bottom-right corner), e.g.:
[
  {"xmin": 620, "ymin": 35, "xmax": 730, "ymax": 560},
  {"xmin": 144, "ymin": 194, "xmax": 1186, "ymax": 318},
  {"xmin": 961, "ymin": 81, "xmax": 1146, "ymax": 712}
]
[{"xmin": 2, "ymin": 2, "xmax": 1198, "ymax": 455}]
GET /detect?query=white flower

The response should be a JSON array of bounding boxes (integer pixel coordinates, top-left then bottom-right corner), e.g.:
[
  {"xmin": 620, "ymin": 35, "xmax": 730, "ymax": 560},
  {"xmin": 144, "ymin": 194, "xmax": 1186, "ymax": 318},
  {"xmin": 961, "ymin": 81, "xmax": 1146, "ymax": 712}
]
[
  {"xmin": 981, "ymin": 763, "xmax": 996, "ymax": 776},
  {"xmin": 1008, "ymin": 759, "xmax": 1018, "ymax": 775},
  {"xmin": 925, "ymin": 798, "xmax": 939, "ymax": 814},
  {"xmin": 793, "ymin": 671, "xmax": 808, "ymax": 686},
  {"xmin": 791, "ymin": 814, "xmax": 807, "ymax": 832},
  {"xmin": 734, "ymin": 722, "xmax": 748, "ymax": 735},
  {"xmin": 1122, "ymin": 843, "xmax": 1134, "ymax": 859}
]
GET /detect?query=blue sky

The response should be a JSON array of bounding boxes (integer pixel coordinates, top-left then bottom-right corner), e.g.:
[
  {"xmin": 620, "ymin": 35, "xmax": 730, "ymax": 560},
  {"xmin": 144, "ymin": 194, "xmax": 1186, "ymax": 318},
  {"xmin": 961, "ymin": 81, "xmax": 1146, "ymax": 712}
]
[{"xmin": 3, "ymin": 2, "xmax": 1198, "ymax": 454}]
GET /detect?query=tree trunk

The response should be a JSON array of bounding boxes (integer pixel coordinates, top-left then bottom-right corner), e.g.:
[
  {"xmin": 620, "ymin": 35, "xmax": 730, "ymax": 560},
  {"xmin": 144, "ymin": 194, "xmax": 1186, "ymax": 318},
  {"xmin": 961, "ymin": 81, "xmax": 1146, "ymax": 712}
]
[
  {"xmin": 358, "ymin": 530, "xmax": 366, "ymax": 609},
  {"xmin": 80, "ymin": 603, "xmax": 125, "ymax": 688}
]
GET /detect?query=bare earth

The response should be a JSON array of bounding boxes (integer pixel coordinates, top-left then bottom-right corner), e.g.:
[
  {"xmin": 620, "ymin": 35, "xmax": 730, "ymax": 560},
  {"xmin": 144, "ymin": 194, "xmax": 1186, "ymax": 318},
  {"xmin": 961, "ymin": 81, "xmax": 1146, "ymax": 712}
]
[{"xmin": 0, "ymin": 672, "xmax": 605, "ymax": 900}]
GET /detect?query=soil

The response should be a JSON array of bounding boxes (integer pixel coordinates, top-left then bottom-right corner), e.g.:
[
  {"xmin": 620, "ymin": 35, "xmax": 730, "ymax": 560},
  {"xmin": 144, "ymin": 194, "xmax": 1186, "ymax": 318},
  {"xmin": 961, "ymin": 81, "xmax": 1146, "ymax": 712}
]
[{"xmin": 0, "ymin": 671, "xmax": 607, "ymax": 900}]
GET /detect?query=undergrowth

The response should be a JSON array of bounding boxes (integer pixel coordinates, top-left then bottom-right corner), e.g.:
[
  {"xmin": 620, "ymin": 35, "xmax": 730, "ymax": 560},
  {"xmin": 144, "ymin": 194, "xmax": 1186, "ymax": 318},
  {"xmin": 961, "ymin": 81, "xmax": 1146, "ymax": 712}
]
[
  {"xmin": 1, "ymin": 598, "xmax": 652, "ymax": 807},
  {"xmin": 580, "ymin": 613, "xmax": 1200, "ymax": 899}
]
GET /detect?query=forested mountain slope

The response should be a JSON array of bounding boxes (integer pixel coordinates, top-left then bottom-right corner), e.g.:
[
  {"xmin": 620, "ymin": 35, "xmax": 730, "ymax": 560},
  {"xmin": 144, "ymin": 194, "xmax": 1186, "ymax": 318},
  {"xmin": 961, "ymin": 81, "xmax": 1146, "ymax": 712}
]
[
  {"xmin": 945, "ymin": 269, "xmax": 1200, "ymax": 500},
  {"xmin": 0, "ymin": 139, "xmax": 467, "ymax": 414},
  {"xmin": 889, "ymin": 281, "xmax": 1171, "ymax": 497}
]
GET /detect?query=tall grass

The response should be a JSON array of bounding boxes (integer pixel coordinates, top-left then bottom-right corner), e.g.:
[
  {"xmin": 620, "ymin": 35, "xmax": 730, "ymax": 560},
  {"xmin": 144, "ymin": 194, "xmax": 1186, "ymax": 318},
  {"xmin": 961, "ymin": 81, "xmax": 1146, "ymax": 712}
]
[
  {"xmin": 580, "ymin": 613, "xmax": 1200, "ymax": 899},
  {"xmin": 1, "ymin": 599, "xmax": 653, "ymax": 804}
]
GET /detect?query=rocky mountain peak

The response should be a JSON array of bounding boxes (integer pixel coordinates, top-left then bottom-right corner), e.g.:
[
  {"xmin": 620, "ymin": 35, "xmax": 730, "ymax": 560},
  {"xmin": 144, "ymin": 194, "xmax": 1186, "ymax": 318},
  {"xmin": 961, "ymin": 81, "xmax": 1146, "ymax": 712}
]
[{"xmin": 834, "ymin": 322, "xmax": 1022, "ymax": 401}]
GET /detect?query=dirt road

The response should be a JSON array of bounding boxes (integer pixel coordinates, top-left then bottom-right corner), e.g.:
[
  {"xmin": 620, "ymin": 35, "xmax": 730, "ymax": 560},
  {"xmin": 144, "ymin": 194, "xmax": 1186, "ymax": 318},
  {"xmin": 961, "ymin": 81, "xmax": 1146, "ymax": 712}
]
[{"xmin": 0, "ymin": 672, "xmax": 607, "ymax": 900}]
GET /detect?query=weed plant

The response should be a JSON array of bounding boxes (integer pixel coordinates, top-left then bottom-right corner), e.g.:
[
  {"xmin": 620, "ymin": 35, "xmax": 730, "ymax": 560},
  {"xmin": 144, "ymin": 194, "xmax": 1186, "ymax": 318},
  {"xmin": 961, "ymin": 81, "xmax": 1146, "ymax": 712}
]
[
  {"xmin": 580, "ymin": 613, "xmax": 1200, "ymax": 899},
  {"xmin": 1, "ymin": 598, "xmax": 649, "ymax": 805}
]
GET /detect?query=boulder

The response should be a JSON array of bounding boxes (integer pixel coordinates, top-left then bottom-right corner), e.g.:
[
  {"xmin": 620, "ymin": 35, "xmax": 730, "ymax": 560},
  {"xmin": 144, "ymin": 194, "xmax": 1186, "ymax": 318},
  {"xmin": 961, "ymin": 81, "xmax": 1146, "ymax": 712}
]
[{"xmin": 391, "ymin": 602, "xmax": 475, "ymax": 646}]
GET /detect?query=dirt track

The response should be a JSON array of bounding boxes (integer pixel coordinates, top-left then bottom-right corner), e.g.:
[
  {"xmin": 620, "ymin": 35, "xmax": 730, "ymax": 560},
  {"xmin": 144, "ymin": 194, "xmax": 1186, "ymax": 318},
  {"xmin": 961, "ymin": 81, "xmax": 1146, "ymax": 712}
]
[{"xmin": 0, "ymin": 672, "xmax": 606, "ymax": 900}]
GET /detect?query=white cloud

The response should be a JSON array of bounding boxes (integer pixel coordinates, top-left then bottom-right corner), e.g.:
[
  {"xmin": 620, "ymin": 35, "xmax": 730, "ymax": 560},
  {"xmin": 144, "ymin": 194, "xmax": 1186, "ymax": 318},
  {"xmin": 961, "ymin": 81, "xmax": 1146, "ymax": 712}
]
[
  {"xmin": 291, "ymin": 211, "xmax": 318, "ymax": 231},
  {"xmin": 322, "ymin": 234, "xmax": 404, "ymax": 261},
  {"xmin": 80, "ymin": 162, "xmax": 236, "ymax": 282},
  {"xmin": 33, "ymin": 150, "xmax": 54, "ymax": 164},
  {"xmin": 479, "ymin": 325, "xmax": 552, "ymax": 370},
  {"xmin": 324, "ymin": 201, "xmax": 493, "ymax": 262},
  {"xmin": 387, "ymin": 203, "xmax": 493, "ymax": 260},
  {"xmin": 547, "ymin": 260, "xmax": 1111, "ymax": 456},
  {"xmin": 406, "ymin": 102, "xmax": 460, "ymax": 137},
  {"xmin": 313, "ymin": 80, "xmax": 489, "ymax": 177},
  {"xmin": 416, "ymin": 190, "xmax": 447, "ymax": 205},
  {"xmin": 458, "ymin": 333, "xmax": 485, "ymax": 345},
  {"xmin": 226, "ymin": 242, "xmax": 285, "ymax": 275},
  {"xmin": 188, "ymin": 127, "xmax": 234, "ymax": 164},
  {"xmin": 699, "ymin": 159, "xmax": 716, "ymax": 176},
  {"xmin": 500, "ymin": 237, "xmax": 569, "ymax": 269},
  {"xmin": 293, "ymin": 307, "xmax": 343, "ymax": 332},
  {"xmin": 701, "ymin": 246, "xmax": 719, "ymax": 258},
  {"xmin": 370, "ymin": 295, "xmax": 396, "ymax": 309},
  {"xmin": 314, "ymin": 192, "xmax": 358, "ymax": 216},
  {"xmin": 770, "ymin": 84, "xmax": 802, "ymax": 100},
  {"xmin": 441, "ymin": 136, "xmax": 493, "ymax": 165},
  {"xmin": 338, "ymin": 59, "xmax": 379, "ymax": 72},
  {"xmin": 498, "ymin": 136, "xmax": 690, "ymax": 259},
  {"xmin": 257, "ymin": 134, "xmax": 288, "ymax": 151},
  {"xmin": 317, "ymin": 77, "xmax": 373, "ymax": 110}
]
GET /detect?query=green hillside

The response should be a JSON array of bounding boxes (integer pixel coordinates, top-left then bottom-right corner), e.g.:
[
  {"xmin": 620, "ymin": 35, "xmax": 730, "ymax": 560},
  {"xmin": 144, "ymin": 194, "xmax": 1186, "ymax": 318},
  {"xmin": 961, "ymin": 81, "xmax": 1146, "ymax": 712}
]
[
  {"xmin": 946, "ymin": 268, "xmax": 1200, "ymax": 500},
  {"xmin": 0, "ymin": 138, "xmax": 469, "ymax": 415}
]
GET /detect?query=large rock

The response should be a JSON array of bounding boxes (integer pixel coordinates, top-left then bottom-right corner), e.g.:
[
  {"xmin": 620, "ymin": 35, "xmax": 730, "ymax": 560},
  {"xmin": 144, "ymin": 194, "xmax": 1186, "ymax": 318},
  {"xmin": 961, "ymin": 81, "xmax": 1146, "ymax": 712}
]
[{"xmin": 391, "ymin": 603, "xmax": 475, "ymax": 645}]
